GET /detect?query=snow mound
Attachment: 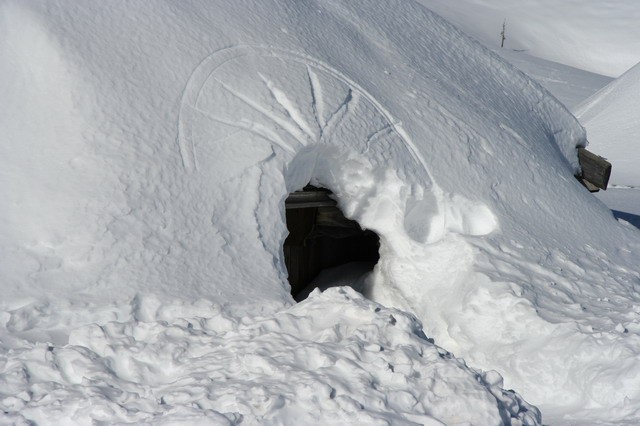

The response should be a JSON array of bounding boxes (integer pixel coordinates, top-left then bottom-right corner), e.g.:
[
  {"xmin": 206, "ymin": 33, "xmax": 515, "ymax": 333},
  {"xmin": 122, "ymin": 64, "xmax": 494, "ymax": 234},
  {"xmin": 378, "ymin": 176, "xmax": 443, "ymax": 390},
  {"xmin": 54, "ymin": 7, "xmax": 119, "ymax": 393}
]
[
  {"xmin": 575, "ymin": 61, "xmax": 640, "ymax": 186},
  {"xmin": 2, "ymin": 0, "xmax": 640, "ymax": 423},
  {"xmin": 0, "ymin": 288, "xmax": 540, "ymax": 425}
]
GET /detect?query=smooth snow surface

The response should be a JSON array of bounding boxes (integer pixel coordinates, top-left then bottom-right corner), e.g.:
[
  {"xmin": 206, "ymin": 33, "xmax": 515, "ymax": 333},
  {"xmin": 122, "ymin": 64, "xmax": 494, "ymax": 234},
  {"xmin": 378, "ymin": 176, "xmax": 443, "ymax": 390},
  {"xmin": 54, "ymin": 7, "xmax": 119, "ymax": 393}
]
[
  {"xmin": 575, "ymin": 62, "xmax": 640, "ymax": 186},
  {"xmin": 494, "ymin": 49, "xmax": 612, "ymax": 109},
  {"xmin": 596, "ymin": 188, "xmax": 640, "ymax": 230},
  {"xmin": 417, "ymin": 0, "xmax": 640, "ymax": 77},
  {"xmin": 2, "ymin": 1, "xmax": 640, "ymax": 424}
]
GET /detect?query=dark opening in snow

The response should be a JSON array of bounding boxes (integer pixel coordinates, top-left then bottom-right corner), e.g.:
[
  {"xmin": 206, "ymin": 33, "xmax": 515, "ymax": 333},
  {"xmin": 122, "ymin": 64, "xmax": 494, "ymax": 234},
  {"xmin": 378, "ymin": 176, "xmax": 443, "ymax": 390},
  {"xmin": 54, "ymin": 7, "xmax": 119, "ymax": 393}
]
[{"xmin": 285, "ymin": 185, "xmax": 380, "ymax": 301}]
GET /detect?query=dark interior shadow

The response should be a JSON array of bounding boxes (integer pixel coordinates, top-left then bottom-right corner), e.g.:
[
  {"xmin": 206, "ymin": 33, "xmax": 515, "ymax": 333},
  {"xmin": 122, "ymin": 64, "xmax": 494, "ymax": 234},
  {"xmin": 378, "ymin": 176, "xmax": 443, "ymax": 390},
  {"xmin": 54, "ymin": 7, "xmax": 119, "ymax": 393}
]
[
  {"xmin": 284, "ymin": 185, "xmax": 380, "ymax": 301},
  {"xmin": 612, "ymin": 210, "xmax": 640, "ymax": 229}
]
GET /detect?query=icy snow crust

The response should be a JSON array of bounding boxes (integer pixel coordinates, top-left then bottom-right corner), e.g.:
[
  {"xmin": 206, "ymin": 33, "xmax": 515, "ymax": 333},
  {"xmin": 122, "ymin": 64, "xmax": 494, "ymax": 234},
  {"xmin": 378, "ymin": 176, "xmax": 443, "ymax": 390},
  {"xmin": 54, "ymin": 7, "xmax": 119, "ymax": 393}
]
[{"xmin": 1, "ymin": 0, "xmax": 640, "ymax": 423}]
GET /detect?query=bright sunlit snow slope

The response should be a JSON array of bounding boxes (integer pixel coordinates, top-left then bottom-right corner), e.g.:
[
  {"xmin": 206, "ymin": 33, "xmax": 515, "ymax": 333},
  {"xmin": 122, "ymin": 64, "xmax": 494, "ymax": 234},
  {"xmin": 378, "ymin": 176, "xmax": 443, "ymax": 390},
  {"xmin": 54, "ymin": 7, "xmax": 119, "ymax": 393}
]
[
  {"xmin": 416, "ymin": 0, "xmax": 640, "ymax": 77},
  {"xmin": 1, "ymin": 0, "xmax": 640, "ymax": 424},
  {"xmin": 413, "ymin": 0, "xmax": 640, "ymax": 188},
  {"xmin": 479, "ymin": 47, "xmax": 640, "ymax": 249},
  {"xmin": 494, "ymin": 49, "xmax": 612, "ymax": 109},
  {"xmin": 575, "ymin": 62, "xmax": 640, "ymax": 187}
]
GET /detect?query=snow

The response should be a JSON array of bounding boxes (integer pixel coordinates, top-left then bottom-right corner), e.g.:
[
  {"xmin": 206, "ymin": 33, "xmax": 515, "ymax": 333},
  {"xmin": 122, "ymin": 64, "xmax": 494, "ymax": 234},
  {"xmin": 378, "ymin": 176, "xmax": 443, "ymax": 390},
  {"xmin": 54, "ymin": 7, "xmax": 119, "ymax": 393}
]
[
  {"xmin": 417, "ymin": 0, "xmax": 640, "ymax": 77},
  {"xmin": 2, "ymin": 0, "xmax": 640, "ymax": 424},
  {"xmin": 596, "ymin": 188, "xmax": 640, "ymax": 229},
  {"xmin": 296, "ymin": 262, "xmax": 374, "ymax": 301},
  {"xmin": 492, "ymin": 49, "xmax": 612, "ymax": 109},
  {"xmin": 461, "ymin": 21, "xmax": 640, "ymax": 228},
  {"xmin": 575, "ymin": 62, "xmax": 640, "ymax": 186},
  {"xmin": 413, "ymin": 0, "xmax": 640, "ymax": 188},
  {"xmin": 1, "ymin": 288, "xmax": 541, "ymax": 425}
]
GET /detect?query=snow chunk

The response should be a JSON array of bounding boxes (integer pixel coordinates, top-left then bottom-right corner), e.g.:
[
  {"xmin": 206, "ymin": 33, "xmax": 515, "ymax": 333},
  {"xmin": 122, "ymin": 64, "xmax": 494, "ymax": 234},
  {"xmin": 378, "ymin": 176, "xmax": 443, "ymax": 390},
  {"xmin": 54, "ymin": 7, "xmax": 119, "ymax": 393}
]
[{"xmin": 0, "ymin": 290, "xmax": 540, "ymax": 425}]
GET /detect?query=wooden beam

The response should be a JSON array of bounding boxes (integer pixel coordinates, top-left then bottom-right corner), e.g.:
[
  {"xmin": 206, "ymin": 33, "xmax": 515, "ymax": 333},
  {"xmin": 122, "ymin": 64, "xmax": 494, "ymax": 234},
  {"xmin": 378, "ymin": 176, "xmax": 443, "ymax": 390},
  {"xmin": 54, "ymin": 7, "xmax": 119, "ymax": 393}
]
[
  {"xmin": 285, "ymin": 188, "xmax": 337, "ymax": 209},
  {"xmin": 577, "ymin": 147, "xmax": 611, "ymax": 190}
]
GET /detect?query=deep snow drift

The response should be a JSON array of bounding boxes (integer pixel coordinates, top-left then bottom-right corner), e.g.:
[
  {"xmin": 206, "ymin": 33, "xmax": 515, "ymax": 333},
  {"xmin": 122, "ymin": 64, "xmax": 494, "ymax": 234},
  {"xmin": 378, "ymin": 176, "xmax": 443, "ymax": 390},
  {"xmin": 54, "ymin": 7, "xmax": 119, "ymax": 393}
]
[
  {"xmin": 2, "ymin": 1, "xmax": 640, "ymax": 424},
  {"xmin": 462, "ymin": 23, "xmax": 640, "ymax": 232}
]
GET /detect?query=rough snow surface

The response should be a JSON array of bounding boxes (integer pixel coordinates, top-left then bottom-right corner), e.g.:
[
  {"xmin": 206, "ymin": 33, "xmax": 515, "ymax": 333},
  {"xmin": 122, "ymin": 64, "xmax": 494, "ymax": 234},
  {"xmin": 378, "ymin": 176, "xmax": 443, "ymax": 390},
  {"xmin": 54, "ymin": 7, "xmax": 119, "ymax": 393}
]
[
  {"xmin": 2, "ymin": 0, "xmax": 640, "ymax": 424},
  {"xmin": 0, "ymin": 288, "xmax": 541, "ymax": 425}
]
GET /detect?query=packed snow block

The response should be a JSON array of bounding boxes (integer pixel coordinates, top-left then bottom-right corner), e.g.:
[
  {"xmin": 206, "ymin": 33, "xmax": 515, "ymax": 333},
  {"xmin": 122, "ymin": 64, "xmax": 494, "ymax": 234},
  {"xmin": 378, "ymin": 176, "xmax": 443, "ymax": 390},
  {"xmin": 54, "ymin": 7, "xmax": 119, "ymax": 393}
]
[{"xmin": 577, "ymin": 147, "xmax": 612, "ymax": 191}]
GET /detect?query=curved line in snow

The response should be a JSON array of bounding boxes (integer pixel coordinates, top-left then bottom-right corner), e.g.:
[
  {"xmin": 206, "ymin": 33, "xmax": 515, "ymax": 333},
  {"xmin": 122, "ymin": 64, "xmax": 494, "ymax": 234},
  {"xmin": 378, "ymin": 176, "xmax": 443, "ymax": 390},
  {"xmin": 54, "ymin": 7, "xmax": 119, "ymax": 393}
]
[{"xmin": 177, "ymin": 45, "xmax": 439, "ymax": 195}]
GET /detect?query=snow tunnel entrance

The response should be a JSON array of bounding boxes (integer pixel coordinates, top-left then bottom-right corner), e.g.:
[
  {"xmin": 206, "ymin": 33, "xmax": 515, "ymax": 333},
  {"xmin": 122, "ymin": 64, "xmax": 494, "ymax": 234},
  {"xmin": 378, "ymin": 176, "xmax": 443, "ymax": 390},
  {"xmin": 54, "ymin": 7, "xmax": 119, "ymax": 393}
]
[{"xmin": 284, "ymin": 185, "xmax": 380, "ymax": 301}]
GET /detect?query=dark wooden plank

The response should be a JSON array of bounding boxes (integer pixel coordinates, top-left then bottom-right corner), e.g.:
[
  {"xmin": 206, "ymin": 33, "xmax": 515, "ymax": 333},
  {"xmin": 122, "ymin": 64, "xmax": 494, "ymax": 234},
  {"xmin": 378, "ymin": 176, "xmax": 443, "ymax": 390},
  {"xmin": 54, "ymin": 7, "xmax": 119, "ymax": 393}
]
[
  {"xmin": 578, "ymin": 147, "xmax": 611, "ymax": 190},
  {"xmin": 285, "ymin": 189, "xmax": 336, "ymax": 209}
]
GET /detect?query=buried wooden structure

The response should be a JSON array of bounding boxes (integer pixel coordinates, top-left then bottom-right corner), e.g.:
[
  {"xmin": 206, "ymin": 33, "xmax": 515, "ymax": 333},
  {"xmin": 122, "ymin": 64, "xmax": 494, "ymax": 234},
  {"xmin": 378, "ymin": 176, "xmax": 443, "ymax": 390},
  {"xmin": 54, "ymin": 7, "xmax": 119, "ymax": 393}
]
[
  {"xmin": 576, "ymin": 147, "xmax": 612, "ymax": 192},
  {"xmin": 284, "ymin": 186, "xmax": 379, "ymax": 300},
  {"xmin": 283, "ymin": 148, "xmax": 610, "ymax": 297}
]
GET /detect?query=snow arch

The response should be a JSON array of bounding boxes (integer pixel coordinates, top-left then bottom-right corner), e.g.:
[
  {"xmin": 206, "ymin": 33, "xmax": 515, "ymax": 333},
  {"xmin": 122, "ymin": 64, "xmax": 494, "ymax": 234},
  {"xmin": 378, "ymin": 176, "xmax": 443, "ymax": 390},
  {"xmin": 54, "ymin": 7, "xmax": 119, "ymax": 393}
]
[{"xmin": 177, "ymin": 46, "xmax": 497, "ymax": 295}]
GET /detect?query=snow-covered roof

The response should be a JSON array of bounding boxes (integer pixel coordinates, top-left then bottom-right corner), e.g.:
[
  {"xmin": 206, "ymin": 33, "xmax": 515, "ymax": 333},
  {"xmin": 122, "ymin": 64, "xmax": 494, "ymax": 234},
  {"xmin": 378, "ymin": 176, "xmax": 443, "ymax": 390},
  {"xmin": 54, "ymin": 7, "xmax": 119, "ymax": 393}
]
[{"xmin": 2, "ymin": 1, "xmax": 640, "ymax": 423}]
